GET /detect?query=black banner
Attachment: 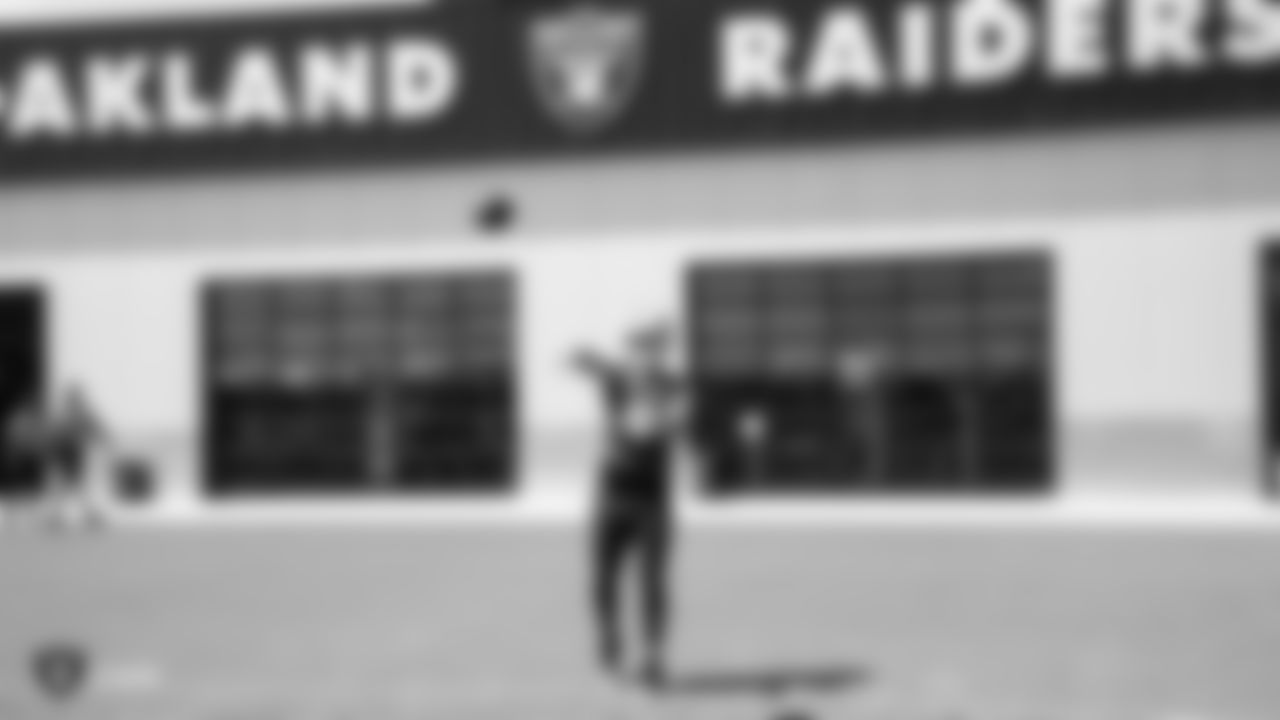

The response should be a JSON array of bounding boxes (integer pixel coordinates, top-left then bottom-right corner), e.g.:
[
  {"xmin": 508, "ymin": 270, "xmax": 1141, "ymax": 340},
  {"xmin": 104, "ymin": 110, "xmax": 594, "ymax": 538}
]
[{"xmin": 0, "ymin": 0, "xmax": 1276, "ymax": 182}]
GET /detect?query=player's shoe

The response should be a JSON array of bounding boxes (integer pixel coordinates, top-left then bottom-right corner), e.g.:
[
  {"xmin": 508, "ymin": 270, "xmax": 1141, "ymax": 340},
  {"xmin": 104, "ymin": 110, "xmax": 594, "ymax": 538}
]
[
  {"xmin": 599, "ymin": 634, "xmax": 622, "ymax": 677},
  {"xmin": 638, "ymin": 652, "xmax": 667, "ymax": 691}
]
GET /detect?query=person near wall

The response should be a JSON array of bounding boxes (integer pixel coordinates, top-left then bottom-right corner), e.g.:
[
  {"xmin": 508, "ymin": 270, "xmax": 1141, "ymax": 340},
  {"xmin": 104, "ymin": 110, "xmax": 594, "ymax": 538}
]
[
  {"xmin": 572, "ymin": 321, "xmax": 695, "ymax": 689},
  {"xmin": 6, "ymin": 385, "xmax": 109, "ymax": 532}
]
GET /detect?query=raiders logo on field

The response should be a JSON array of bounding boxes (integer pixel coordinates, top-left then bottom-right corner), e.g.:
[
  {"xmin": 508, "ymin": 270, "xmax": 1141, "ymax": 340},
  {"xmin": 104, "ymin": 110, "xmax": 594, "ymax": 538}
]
[{"xmin": 526, "ymin": 3, "xmax": 646, "ymax": 135}]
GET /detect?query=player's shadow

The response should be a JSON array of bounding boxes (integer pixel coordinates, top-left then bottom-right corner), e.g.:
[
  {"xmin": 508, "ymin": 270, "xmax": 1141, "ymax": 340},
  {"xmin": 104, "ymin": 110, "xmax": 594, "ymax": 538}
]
[{"xmin": 661, "ymin": 663, "xmax": 870, "ymax": 698}]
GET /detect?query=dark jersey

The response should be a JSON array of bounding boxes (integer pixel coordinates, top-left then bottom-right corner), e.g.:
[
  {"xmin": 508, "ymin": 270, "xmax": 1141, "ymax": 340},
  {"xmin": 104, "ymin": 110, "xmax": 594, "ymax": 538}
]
[{"xmin": 596, "ymin": 369, "xmax": 682, "ymax": 507}]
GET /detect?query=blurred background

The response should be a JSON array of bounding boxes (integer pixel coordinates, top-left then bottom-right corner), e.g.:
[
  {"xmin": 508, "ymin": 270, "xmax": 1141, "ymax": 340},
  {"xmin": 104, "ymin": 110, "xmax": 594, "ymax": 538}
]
[{"xmin": 0, "ymin": 0, "xmax": 1279, "ymax": 718}]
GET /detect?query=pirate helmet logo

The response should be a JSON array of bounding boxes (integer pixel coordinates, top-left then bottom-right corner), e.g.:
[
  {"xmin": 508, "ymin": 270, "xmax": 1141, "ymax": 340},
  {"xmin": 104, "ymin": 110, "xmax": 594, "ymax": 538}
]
[{"xmin": 527, "ymin": 4, "xmax": 647, "ymax": 135}]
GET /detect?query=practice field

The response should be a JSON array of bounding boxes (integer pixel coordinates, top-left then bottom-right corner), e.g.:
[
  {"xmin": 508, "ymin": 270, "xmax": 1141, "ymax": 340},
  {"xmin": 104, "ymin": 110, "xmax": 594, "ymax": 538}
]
[{"xmin": 1, "ymin": 523, "xmax": 1279, "ymax": 720}]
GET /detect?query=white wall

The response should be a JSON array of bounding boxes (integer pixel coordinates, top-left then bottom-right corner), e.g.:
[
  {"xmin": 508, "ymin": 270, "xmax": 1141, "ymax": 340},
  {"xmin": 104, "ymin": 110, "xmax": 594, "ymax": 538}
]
[
  {"xmin": 0, "ymin": 204, "xmax": 1274, "ymax": 519},
  {"xmin": 1059, "ymin": 215, "xmax": 1264, "ymax": 496}
]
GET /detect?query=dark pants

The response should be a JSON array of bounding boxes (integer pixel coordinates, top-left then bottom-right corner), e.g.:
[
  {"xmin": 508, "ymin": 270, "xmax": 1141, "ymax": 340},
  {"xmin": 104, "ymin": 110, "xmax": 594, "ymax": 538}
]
[
  {"xmin": 593, "ymin": 433, "xmax": 676, "ymax": 660},
  {"xmin": 592, "ymin": 499, "xmax": 673, "ymax": 662}
]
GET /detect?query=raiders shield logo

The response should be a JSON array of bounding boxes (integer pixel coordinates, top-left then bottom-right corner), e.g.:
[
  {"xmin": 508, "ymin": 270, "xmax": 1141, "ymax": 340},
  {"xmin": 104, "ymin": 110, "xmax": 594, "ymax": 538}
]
[{"xmin": 527, "ymin": 4, "xmax": 646, "ymax": 135}]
